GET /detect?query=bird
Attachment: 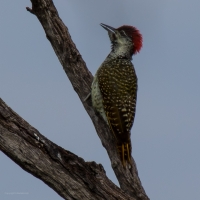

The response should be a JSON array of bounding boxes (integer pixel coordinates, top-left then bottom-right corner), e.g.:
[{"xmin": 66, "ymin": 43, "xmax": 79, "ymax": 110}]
[{"xmin": 91, "ymin": 23, "xmax": 142, "ymax": 167}]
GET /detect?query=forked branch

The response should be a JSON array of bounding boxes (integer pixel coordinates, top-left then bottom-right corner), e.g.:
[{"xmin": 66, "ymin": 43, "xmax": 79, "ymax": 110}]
[{"xmin": 0, "ymin": 0, "xmax": 149, "ymax": 199}]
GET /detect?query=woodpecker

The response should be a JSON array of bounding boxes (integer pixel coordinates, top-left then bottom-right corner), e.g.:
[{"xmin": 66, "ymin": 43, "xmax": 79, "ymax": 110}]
[{"xmin": 91, "ymin": 23, "xmax": 142, "ymax": 167}]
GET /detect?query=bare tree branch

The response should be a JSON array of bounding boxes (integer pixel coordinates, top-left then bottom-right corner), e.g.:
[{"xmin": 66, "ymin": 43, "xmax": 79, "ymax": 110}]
[
  {"xmin": 0, "ymin": 98, "xmax": 134, "ymax": 200},
  {"xmin": 0, "ymin": 0, "xmax": 149, "ymax": 199}
]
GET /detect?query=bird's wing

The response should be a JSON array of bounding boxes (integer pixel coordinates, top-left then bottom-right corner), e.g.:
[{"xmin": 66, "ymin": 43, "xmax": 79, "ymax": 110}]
[
  {"xmin": 98, "ymin": 60, "xmax": 137, "ymax": 166},
  {"xmin": 98, "ymin": 60, "xmax": 137, "ymax": 143}
]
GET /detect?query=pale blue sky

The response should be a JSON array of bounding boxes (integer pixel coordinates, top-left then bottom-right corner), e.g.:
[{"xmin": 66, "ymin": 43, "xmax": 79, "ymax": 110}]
[{"xmin": 0, "ymin": 1, "xmax": 200, "ymax": 200}]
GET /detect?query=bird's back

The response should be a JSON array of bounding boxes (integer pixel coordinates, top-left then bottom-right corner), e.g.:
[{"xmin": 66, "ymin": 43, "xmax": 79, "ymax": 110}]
[{"xmin": 94, "ymin": 58, "xmax": 138, "ymax": 166}]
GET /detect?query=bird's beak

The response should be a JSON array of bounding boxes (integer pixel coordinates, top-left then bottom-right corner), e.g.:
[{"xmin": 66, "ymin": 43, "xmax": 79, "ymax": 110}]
[{"xmin": 100, "ymin": 23, "xmax": 116, "ymax": 34}]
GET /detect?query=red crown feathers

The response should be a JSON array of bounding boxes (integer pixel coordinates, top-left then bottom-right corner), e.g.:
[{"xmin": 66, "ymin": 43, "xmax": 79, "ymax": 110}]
[{"xmin": 117, "ymin": 25, "xmax": 143, "ymax": 54}]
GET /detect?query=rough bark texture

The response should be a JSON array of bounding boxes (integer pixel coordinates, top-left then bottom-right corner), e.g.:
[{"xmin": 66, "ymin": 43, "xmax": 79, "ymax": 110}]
[
  {"xmin": 0, "ymin": 0, "xmax": 149, "ymax": 200},
  {"xmin": 0, "ymin": 98, "xmax": 134, "ymax": 200}
]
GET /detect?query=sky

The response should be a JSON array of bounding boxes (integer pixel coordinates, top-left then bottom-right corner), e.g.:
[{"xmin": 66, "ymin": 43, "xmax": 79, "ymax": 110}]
[{"xmin": 0, "ymin": 0, "xmax": 200, "ymax": 200}]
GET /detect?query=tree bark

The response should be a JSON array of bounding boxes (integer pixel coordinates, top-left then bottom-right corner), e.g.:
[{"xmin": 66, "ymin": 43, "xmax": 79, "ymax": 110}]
[{"xmin": 0, "ymin": 0, "xmax": 149, "ymax": 199}]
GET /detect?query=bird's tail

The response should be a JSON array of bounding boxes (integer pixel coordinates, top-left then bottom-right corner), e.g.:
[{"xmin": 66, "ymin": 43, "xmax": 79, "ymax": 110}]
[{"xmin": 117, "ymin": 139, "xmax": 132, "ymax": 167}]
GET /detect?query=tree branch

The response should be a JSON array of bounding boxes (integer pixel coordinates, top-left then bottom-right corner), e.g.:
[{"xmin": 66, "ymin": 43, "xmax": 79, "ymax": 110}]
[
  {"xmin": 0, "ymin": 0, "xmax": 149, "ymax": 199},
  {"xmin": 0, "ymin": 98, "xmax": 133, "ymax": 200}
]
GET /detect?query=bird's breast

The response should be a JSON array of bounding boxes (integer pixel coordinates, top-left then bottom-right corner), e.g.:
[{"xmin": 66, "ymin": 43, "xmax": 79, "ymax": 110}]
[{"xmin": 91, "ymin": 74, "xmax": 108, "ymax": 124}]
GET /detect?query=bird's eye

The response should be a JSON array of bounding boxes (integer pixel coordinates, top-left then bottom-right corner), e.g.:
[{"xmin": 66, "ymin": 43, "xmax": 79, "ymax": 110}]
[{"xmin": 121, "ymin": 30, "xmax": 127, "ymax": 37}]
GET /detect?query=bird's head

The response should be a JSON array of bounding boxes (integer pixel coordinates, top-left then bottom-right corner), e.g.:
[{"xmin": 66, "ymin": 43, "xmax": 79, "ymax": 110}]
[{"xmin": 100, "ymin": 23, "xmax": 142, "ymax": 56}]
